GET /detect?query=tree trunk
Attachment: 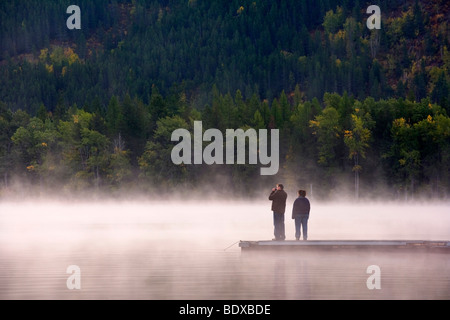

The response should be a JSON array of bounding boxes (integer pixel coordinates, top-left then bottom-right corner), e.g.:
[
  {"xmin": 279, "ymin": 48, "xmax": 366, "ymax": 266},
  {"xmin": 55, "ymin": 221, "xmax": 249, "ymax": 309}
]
[
  {"xmin": 354, "ymin": 153, "xmax": 359, "ymax": 200},
  {"xmin": 96, "ymin": 165, "xmax": 100, "ymax": 190}
]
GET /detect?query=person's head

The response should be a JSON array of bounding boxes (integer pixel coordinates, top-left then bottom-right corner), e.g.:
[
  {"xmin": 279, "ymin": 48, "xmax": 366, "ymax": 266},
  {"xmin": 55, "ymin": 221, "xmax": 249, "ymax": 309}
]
[
  {"xmin": 298, "ymin": 190, "xmax": 306, "ymax": 197},
  {"xmin": 277, "ymin": 184, "xmax": 284, "ymax": 190}
]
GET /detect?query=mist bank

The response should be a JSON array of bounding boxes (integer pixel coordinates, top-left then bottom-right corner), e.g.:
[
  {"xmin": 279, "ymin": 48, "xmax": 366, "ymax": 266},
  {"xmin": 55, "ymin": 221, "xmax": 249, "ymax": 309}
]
[
  {"xmin": 0, "ymin": 175, "xmax": 449, "ymax": 204},
  {"xmin": 1, "ymin": 201, "xmax": 449, "ymax": 248}
]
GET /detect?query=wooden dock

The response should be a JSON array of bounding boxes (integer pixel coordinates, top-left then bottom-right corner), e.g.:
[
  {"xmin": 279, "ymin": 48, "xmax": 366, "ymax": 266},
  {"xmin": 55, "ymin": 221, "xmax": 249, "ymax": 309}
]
[{"xmin": 239, "ymin": 240, "xmax": 450, "ymax": 252}]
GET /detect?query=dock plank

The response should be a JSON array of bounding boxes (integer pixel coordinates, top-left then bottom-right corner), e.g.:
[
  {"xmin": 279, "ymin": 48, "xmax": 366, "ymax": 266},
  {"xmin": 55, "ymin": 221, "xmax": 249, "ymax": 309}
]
[{"xmin": 239, "ymin": 240, "xmax": 450, "ymax": 252}]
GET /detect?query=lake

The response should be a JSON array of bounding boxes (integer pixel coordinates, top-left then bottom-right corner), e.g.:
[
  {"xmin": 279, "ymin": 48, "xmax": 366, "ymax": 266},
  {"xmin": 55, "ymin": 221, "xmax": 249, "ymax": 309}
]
[{"xmin": 0, "ymin": 200, "xmax": 449, "ymax": 299}]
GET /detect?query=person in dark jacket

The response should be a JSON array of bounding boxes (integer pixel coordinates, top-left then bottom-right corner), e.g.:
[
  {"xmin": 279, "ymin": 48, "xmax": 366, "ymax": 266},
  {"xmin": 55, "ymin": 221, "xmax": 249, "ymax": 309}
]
[
  {"xmin": 292, "ymin": 190, "xmax": 310, "ymax": 240},
  {"xmin": 269, "ymin": 183, "xmax": 288, "ymax": 241}
]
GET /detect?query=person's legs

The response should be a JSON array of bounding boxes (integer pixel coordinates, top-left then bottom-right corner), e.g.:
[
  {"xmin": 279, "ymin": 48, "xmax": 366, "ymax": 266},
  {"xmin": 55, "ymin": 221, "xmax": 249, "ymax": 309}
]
[
  {"xmin": 279, "ymin": 214, "xmax": 285, "ymax": 240},
  {"xmin": 273, "ymin": 212, "xmax": 279, "ymax": 239},
  {"xmin": 301, "ymin": 215, "xmax": 309, "ymax": 240},
  {"xmin": 273, "ymin": 212, "xmax": 285, "ymax": 240},
  {"xmin": 295, "ymin": 217, "xmax": 301, "ymax": 240}
]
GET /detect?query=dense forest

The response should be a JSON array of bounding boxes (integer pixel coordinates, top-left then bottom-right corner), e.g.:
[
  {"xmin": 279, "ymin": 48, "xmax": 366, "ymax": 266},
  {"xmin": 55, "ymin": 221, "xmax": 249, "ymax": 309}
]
[{"xmin": 0, "ymin": 0, "xmax": 449, "ymax": 200}]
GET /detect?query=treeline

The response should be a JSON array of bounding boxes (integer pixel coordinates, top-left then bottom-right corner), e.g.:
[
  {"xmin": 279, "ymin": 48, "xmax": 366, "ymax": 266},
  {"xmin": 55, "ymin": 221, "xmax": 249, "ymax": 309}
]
[
  {"xmin": 1, "ymin": 0, "xmax": 449, "ymax": 114},
  {"xmin": 1, "ymin": 88, "xmax": 449, "ymax": 200}
]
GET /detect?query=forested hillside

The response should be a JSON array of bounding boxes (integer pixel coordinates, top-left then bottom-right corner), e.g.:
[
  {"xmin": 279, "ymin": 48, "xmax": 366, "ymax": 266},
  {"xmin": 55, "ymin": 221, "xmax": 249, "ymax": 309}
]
[{"xmin": 0, "ymin": 0, "xmax": 449, "ymax": 200}]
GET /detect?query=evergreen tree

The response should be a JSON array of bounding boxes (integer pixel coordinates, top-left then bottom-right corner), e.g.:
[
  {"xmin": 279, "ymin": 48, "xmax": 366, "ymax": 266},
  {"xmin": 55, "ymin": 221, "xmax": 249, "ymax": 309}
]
[
  {"xmin": 431, "ymin": 71, "xmax": 449, "ymax": 112},
  {"xmin": 344, "ymin": 114, "xmax": 371, "ymax": 200}
]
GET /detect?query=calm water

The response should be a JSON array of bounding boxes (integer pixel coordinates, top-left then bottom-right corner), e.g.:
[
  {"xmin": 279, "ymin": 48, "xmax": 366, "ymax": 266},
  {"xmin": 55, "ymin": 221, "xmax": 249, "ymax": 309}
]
[{"xmin": 0, "ymin": 200, "xmax": 449, "ymax": 300}]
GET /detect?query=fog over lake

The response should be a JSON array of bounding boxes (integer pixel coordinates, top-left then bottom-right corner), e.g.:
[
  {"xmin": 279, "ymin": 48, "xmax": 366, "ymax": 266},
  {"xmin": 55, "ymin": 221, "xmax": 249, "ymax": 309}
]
[{"xmin": 1, "ymin": 200, "xmax": 449, "ymax": 299}]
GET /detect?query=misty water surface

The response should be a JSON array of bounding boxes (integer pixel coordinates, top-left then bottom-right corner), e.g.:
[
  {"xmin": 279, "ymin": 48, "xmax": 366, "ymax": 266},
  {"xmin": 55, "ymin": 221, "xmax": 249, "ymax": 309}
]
[{"xmin": 0, "ymin": 200, "xmax": 449, "ymax": 299}]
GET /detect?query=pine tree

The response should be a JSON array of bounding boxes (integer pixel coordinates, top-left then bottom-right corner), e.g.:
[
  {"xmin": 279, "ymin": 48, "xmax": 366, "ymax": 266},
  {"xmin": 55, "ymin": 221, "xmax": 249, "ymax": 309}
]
[
  {"xmin": 344, "ymin": 114, "xmax": 371, "ymax": 200},
  {"xmin": 431, "ymin": 71, "xmax": 449, "ymax": 112}
]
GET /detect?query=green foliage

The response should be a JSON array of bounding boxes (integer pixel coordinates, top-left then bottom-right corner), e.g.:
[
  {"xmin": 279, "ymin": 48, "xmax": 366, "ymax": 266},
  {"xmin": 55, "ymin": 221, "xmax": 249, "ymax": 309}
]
[
  {"xmin": 1, "ymin": 88, "xmax": 449, "ymax": 199},
  {"xmin": 0, "ymin": 1, "xmax": 449, "ymax": 199},
  {"xmin": 310, "ymin": 107, "xmax": 342, "ymax": 167},
  {"xmin": 2, "ymin": 0, "xmax": 447, "ymax": 113},
  {"xmin": 138, "ymin": 115, "xmax": 190, "ymax": 187},
  {"xmin": 323, "ymin": 6, "xmax": 345, "ymax": 34}
]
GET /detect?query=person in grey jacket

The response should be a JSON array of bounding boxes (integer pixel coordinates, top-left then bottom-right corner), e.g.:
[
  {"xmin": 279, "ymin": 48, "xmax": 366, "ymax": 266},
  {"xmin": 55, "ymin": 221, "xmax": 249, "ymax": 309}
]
[{"xmin": 292, "ymin": 190, "xmax": 310, "ymax": 240}]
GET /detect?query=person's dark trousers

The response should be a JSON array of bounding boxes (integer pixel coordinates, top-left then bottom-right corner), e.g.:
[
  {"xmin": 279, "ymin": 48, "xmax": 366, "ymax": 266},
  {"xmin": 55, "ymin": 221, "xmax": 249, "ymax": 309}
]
[
  {"xmin": 295, "ymin": 214, "xmax": 309, "ymax": 240},
  {"xmin": 273, "ymin": 212, "xmax": 285, "ymax": 240}
]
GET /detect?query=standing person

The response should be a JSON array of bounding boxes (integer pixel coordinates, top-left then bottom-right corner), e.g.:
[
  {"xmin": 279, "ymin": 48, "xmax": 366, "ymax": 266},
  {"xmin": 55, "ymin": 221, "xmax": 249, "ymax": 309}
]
[
  {"xmin": 292, "ymin": 190, "xmax": 310, "ymax": 240},
  {"xmin": 269, "ymin": 184, "xmax": 287, "ymax": 241}
]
